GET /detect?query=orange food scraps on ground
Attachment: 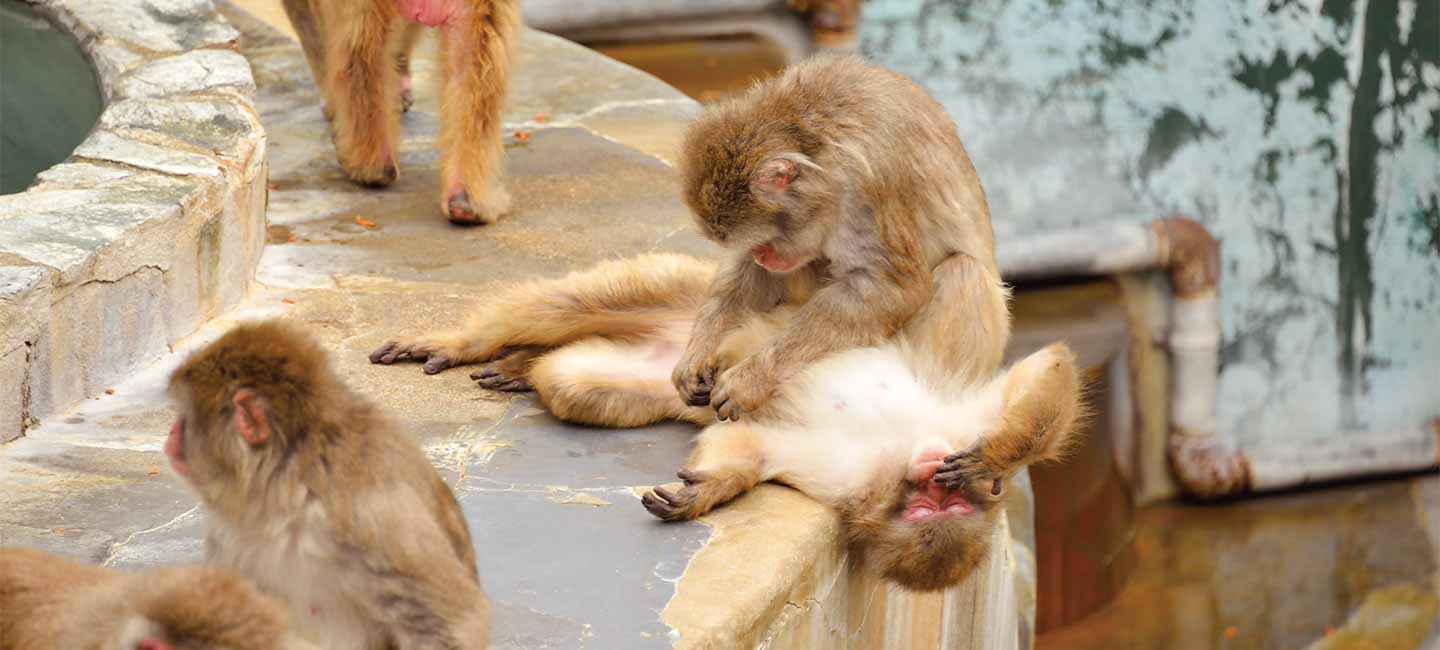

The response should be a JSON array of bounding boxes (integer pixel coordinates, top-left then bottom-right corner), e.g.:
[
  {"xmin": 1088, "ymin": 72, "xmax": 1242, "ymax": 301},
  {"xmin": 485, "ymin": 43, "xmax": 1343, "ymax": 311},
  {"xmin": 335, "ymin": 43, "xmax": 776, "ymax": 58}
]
[
  {"xmin": 147, "ymin": 470, "xmax": 160, "ymax": 476},
  {"xmin": 282, "ymin": 298, "xmax": 297, "ymax": 305},
  {"xmin": 287, "ymin": 235, "xmax": 299, "ymax": 243},
  {"xmin": 54, "ymin": 528, "xmax": 65, "ymax": 533},
  {"xmin": 268, "ymin": 183, "xmax": 280, "ymax": 190},
  {"xmin": 1325, "ymin": 626, "xmax": 1335, "ymax": 636},
  {"xmin": 355, "ymin": 215, "xmax": 377, "ymax": 228},
  {"xmin": 534, "ymin": 113, "xmax": 547, "ymax": 122},
  {"xmin": 514, "ymin": 130, "xmax": 530, "ymax": 142},
  {"xmin": 104, "ymin": 388, "xmax": 115, "ymax": 395},
  {"xmin": 1224, "ymin": 627, "xmax": 1238, "ymax": 640}
]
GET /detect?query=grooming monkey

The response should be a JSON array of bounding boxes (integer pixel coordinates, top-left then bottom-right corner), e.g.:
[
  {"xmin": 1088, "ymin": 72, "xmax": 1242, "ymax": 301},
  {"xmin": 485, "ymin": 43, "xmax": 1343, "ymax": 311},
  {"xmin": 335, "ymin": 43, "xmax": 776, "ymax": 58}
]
[
  {"xmin": 369, "ymin": 254, "xmax": 1082, "ymax": 590},
  {"xmin": 672, "ymin": 55, "xmax": 1009, "ymax": 420},
  {"xmin": 282, "ymin": 0, "xmax": 519, "ymax": 224},
  {"xmin": 167, "ymin": 321, "xmax": 489, "ymax": 650},
  {"xmin": 0, "ymin": 546, "xmax": 316, "ymax": 650}
]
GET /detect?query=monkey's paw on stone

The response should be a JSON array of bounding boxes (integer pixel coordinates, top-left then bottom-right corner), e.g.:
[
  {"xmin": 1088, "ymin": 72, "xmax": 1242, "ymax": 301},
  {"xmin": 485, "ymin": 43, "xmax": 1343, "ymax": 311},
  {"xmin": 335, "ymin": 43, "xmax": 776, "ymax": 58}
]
[
  {"xmin": 470, "ymin": 364, "xmax": 532, "ymax": 392},
  {"xmin": 642, "ymin": 486, "xmax": 698, "ymax": 522},
  {"xmin": 369, "ymin": 339, "xmax": 457, "ymax": 375},
  {"xmin": 934, "ymin": 446, "xmax": 1004, "ymax": 499}
]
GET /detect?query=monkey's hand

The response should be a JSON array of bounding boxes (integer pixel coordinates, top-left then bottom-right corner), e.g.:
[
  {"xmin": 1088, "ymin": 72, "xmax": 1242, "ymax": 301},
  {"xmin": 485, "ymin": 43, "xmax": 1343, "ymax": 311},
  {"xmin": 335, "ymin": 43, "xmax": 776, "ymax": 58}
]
[
  {"xmin": 711, "ymin": 358, "xmax": 776, "ymax": 421},
  {"xmin": 933, "ymin": 444, "xmax": 1006, "ymax": 502},
  {"xmin": 672, "ymin": 353, "xmax": 719, "ymax": 407}
]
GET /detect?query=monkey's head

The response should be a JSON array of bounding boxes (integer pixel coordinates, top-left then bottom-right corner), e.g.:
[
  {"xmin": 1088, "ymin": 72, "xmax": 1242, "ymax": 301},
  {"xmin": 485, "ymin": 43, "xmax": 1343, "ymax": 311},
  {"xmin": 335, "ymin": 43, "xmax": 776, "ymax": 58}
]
[
  {"xmin": 166, "ymin": 320, "xmax": 340, "ymax": 513},
  {"xmin": 116, "ymin": 566, "xmax": 290, "ymax": 650},
  {"xmin": 839, "ymin": 444, "xmax": 1005, "ymax": 591},
  {"xmin": 680, "ymin": 101, "xmax": 832, "ymax": 275}
]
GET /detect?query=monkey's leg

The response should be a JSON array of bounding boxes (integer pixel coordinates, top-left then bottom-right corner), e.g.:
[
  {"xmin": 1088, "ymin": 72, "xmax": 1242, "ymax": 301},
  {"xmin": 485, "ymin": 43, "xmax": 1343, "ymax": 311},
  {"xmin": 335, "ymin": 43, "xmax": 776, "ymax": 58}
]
[
  {"xmin": 281, "ymin": 0, "xmax": 330, "ymax": 117},
  {"xmin": 468, "ymin": 345, "xmax": 546, "ymax": 392},
  {"xmin": 394, "ymin": 21, "xmax": 423, "ymax": 112},
  {"xmin": 527, "ymin": 338, "xmax": 713, "ymax": 428},
  {"xmin": 902, "ymin": 253, "xmax": 1012, "ymax": 387},
  {"xmin": 324, "ymin": 0, "xmax": 400, "ymax": 187},
  {"xmin": 371, "ymin": 254, "xmax": 715, "ymax": 373},
  {"xmin": 437, "ymin": 1, "xmax": 520, "ymax": 225},
  {"xmin": 642, "ymin": 421, "xmax": 762, "ymax": 521},
  {"xmin": 934, "ymin": 343, "xmax": 1082, "ymax": 502}
]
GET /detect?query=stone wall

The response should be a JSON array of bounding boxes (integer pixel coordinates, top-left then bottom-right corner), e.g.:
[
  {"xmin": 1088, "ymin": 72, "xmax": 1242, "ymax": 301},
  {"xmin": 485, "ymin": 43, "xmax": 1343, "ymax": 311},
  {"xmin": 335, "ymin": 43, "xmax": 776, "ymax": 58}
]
[{"xmin": 0, "ymin": 0, "xmax": 266, "ymax": 442}]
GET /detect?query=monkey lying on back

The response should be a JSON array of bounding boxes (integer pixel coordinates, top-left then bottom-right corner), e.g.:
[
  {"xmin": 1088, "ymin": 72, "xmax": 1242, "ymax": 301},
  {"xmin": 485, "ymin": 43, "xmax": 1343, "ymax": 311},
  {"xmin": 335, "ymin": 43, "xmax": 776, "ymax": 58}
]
[
  {"xmin": 0, "ymin": 546, "xmax": 315, "ymax": 650},
  {"xmin": 370, "ymin": 255, "xmax": 1082, "ymax": 590},
  {"xmin": 166, "ymin": 321, "xmax": 489, "ymax": 649}
]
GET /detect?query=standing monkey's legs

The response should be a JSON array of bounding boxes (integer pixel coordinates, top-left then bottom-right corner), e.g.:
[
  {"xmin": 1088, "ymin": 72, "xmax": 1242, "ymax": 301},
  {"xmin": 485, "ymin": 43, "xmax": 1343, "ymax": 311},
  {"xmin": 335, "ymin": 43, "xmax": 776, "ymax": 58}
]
[
  {"xmin": 324, "ymin": 1, "xmax": 400, "ymax": 187},
  {"xmin": 395, "ymin": 21, "xmax": 424, "ymax": 112},
  {"xmin": 437, "ymin": 1, "xmax": 519, "ymax": 225},
  {"xmin": 282, "ymin": 0, "xmax": 329, "ymax": 116}
]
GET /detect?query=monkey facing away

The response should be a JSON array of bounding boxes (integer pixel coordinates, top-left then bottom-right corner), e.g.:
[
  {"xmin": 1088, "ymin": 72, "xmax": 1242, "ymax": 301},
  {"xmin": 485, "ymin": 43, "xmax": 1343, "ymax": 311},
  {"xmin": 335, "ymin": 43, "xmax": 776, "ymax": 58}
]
[
  {"xmin": 369, "ymin": 254, "xmax": 1082, "ymax": 590},
  {"xmin": 672, "ymin": 55, "xmax": 1010, "ymax": 420},
  {"xmin": 0, "ymin": 546, "xmax": 316, "ymax": 650},
  {"xmin": 281, "ymin": 0, "xmax": 519, "ymax": 225},
  {"xmin": 166, "ymin": 320, "xmax": 489, "ymax": 649}
]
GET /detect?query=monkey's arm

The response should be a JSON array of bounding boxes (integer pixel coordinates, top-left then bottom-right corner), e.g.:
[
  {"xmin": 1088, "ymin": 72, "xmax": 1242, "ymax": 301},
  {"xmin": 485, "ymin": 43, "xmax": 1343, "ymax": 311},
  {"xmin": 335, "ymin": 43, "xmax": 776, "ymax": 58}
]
[
  {"xmin": 673, "ymin": 257, "xmax": 786, "ymax": 406},
  {"xmin": 712, "ymin": 253, "xmax": 932, "ymax": 419},
  {"xmin": 935, "ymin": 344, "xmax": 1082, "ymax": 502},
  {"xmin": 350, "ymin": 489, "xmax": 489, "ymax": 650}
]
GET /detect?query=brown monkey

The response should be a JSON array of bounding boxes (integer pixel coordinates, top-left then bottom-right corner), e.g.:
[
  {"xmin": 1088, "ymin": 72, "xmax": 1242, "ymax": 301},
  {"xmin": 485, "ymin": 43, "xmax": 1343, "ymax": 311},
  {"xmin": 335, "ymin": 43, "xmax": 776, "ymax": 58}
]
[
  {"xmin": 672, "ymin": 55, "xmax": 1009, "ymax": 420},
  {"xmin": 167, "ymin": 320, "xmax": 489, "ymax": 649},
  {"xmin": 370, "ymin": 254, "xmax": 1081, "ymax": 590},
  {"xmin": 0, "ymin": 546, "xmax": 315, "ymax": 650},
  {"xmin": 281, "ymin": 0, "xmax": 519, "ymax": 224}
]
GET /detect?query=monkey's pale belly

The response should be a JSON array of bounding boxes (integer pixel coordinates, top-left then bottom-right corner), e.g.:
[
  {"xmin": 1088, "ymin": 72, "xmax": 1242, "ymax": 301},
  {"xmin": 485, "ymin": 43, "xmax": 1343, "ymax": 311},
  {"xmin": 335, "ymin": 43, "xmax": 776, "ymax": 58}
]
[{"xmin": 756, "ymin": 346, "xmax": 992, "ymax": 503}]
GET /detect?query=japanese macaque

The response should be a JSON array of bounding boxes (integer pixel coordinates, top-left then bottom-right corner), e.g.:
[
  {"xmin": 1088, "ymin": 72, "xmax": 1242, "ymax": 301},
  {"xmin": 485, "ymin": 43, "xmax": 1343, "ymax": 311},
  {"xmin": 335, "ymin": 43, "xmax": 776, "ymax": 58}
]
[
  {"xmin": 672, "ymin": 55, "xmax": 1010, "ymax": 420},
  {"xmin": 281, "ymin": 0, "xmax": 519, "ymax": 225},
  {"xmin": 167, "ymin": 320, "xmax": 490, "ymax": 649},
  {"xmin": 0, "ymin": 546, "xmax": 316, "ymax": 650},
  {"xmin": 369, "ymin": 254, "xmax": 1082, "ymax": 590}
]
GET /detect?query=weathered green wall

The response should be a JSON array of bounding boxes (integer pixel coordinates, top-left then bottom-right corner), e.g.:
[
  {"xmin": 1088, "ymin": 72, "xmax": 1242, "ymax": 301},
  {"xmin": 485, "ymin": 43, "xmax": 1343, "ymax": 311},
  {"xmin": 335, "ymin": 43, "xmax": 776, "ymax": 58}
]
[{"xmin": 862, "ymin": 0, "xmax": 1439, "ymax": 446}]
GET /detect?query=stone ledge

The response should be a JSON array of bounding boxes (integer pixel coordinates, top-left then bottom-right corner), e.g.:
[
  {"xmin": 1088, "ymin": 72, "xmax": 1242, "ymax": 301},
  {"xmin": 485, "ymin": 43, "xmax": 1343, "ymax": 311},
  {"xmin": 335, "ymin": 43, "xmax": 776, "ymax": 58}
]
[{"xmin": 0, "ymin": 0, "xmax": 265, "ymax": 442}]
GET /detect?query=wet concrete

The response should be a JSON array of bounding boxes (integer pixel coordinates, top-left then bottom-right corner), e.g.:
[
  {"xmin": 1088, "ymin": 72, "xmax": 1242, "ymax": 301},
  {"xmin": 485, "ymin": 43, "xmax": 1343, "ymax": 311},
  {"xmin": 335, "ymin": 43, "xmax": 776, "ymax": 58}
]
[{"xmin": 1036, "ymin": 475, "xmax": 1440, "ymax": 650}]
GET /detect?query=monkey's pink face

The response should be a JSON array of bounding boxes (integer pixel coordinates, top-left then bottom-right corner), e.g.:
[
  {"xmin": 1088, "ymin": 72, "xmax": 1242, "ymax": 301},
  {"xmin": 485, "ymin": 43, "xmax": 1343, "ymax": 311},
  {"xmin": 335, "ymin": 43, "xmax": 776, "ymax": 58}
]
[
  {"xmin": 902, "ymin": 446, "xmax": 973, "ymax": 522},
  {"xmin": 395, "ymin": 0, "xmax": 458, "ymax": 26},
  {"xmin": 165, "ymin": 418, "xmax": 190, "ymax": 479}
]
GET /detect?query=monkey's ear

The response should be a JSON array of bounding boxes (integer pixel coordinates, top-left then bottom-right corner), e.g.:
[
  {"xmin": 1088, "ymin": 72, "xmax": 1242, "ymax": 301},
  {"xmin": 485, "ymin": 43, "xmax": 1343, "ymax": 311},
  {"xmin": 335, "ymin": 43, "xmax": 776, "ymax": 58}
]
[
  {"xmin": 751, "ymin": 157, "xmax": 799, "ymax": 196},
  {"xmin": 231, "ymin": 388, "xmax": 272, "ymax": 445}
]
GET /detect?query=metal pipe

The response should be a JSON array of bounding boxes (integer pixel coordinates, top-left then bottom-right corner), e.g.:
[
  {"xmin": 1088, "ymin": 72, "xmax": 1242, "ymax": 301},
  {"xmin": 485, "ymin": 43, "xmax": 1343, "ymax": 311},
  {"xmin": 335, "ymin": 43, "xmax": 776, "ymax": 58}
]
[{"xmin": 997, "ymin": 215, "xmax": 1440, "ymax": 499}]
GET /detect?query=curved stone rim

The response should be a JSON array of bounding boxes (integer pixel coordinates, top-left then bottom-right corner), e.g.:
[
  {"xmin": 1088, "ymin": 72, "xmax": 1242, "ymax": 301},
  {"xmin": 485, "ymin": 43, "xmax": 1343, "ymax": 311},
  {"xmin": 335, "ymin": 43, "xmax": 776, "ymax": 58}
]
[{"xmin": 0, "ymin": 0, "xmax": 266, "ymax": 442}]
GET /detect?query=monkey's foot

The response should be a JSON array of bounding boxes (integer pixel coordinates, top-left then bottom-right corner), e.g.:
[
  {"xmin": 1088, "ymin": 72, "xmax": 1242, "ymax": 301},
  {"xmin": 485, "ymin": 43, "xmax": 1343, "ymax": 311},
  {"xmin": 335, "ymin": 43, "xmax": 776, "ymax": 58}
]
[
  {"xmin": 370, "ymin": 338, "xmax": 466, "ymax": 374},
  {"xmin": 642, "ymin": 469, "xmax": 738, "ymax": 522},
  {"xmin": 470, "ymin": 365, "xmax": 532, "ymax": 392},
  {"xmin": 339, "ymin": 150, "xmax": 398, "ymax": 188},
  {"xmin": 399, "ymin": 75, "xmax": 414, "ymax": 113},
  {"xmin": 444, "ymin": 184, "xmax": 511, "ymax": 226},
  {"xmin": 933, "ymin": 447, "xmax": 1005, "ymax": 499}
]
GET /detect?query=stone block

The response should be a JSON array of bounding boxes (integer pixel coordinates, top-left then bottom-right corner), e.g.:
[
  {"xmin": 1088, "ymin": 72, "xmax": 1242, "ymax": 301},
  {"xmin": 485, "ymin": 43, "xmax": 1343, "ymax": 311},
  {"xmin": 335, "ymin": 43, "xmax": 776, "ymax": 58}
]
[
  {"xmin": 114, "ymin": 49, "xmax": 256, "ymax": 100},
  {"xmin": 99, "ymin": 99, "xmax": 263, "ymax": 167},
  {"xmin": 74, "ymin": 130, "xmax": 225, "ymax": 179},
  {"xmin": 57, "ymin": 0, "xmax": 239, "ymax": 54},
  {"xmin": 0, "ymin": 347, "xmax": 27, "ymax": 443}
]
